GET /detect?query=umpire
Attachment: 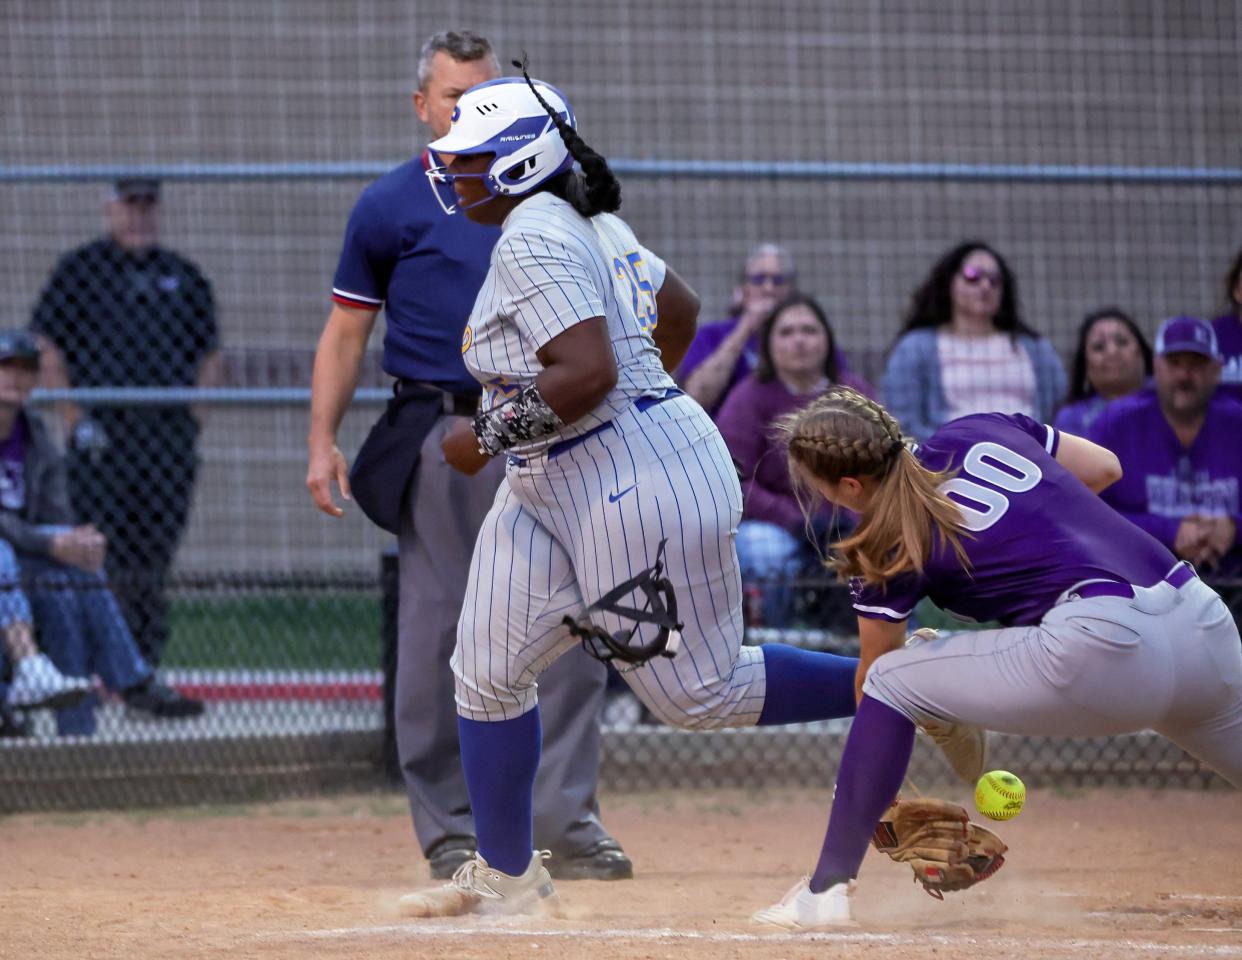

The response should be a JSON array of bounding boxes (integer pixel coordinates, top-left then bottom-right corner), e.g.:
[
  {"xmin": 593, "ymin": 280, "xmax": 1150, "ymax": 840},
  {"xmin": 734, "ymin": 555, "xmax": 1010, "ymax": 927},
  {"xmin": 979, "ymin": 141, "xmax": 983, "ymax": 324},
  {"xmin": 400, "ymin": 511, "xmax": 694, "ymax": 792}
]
[{"xmin": 307, "ymin": 30, "xmax": 630, "ymax": 882}]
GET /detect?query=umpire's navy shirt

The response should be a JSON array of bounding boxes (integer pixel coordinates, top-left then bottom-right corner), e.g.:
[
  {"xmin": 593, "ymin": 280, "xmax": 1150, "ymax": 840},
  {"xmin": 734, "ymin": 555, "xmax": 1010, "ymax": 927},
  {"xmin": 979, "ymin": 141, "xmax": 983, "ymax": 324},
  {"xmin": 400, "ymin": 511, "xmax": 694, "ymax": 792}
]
[{"xmin": 331, "ymin": 152, "xmax": 498, "ymax": 395}]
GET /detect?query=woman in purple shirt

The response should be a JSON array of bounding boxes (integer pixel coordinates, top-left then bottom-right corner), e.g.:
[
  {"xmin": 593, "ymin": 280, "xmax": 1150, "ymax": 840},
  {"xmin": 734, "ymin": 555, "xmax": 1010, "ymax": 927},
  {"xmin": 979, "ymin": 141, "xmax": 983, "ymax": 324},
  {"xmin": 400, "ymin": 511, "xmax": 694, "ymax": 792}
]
[
  {"xmin": 717, "ymin": 294, "xmax": 871, "ymax": 625},
  {"xmin": 1053, "ymin": 306, "xmax": 1152, "ymax": 436},
  {"xmin": 753, "ymin": 387, "xmax": 1241, "ymax": 930}
]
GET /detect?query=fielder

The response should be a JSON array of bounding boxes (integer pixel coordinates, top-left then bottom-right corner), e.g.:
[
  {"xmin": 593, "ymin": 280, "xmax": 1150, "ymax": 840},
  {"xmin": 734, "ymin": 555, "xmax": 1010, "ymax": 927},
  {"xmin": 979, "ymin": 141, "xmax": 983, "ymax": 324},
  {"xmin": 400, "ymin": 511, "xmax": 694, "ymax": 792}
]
[
  {"xmin": 394, "ymin": 65, "xmax": 961, "ymax": 918},
  {"xmin": 752, "ymin": 387, "xmax": 1242, "ymax": 930}
]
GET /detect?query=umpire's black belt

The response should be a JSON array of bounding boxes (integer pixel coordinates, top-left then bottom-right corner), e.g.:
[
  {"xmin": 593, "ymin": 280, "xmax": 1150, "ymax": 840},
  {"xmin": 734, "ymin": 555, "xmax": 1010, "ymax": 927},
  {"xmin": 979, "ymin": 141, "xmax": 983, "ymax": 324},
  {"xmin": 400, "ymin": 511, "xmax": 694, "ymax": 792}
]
[{"xmin": 395, "ymin": 379, "xmax": 479, "ymax": 417}]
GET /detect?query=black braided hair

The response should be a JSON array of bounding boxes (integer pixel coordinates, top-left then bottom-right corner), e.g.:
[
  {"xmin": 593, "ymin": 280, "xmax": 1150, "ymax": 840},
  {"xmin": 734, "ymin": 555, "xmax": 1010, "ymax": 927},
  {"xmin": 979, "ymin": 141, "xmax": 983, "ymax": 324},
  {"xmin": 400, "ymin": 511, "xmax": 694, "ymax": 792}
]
[{"xmin": 512, "ymin": 54, "xmax": 621, "ymax": 216}]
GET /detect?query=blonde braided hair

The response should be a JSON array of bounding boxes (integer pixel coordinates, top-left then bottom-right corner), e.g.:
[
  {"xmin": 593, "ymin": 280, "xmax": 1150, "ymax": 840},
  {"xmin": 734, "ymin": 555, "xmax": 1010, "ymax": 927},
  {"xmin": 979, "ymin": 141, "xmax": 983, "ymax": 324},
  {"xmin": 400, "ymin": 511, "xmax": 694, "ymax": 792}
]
[{"xmin": 776, "ymin": 386, "xmax": 969, "ymax": 584}]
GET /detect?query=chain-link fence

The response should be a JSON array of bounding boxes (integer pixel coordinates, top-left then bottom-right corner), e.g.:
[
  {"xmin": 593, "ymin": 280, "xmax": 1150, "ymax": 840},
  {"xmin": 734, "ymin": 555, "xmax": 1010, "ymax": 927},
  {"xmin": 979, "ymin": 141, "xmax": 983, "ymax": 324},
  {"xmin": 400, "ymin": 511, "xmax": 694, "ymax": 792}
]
[{"xmin": 1, "ymin": 1, "xmax": 1240, "ymax": 810}]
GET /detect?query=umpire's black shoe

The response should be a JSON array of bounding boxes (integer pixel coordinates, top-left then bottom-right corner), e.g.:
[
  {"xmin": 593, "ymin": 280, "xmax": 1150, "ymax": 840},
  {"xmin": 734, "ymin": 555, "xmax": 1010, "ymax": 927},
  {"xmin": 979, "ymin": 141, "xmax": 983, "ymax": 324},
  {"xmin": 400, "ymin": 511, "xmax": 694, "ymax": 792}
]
[
  {"xmin": 427, "ymin": 835, "xmax": 478, "ymax": 880},
  {"xmin": 123, "ymin": 678, "xmax": 206, "ymax": 719},
  {"xmin": 548, "ymin": 839, "xmax": 634, "ymax": 881}
]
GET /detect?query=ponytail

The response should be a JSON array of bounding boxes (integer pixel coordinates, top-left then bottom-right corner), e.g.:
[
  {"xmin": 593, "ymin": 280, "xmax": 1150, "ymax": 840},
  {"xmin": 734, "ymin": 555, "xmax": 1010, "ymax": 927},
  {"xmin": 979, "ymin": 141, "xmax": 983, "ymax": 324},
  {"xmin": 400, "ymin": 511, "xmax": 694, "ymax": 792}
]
[
  {"xmin": 513, "ymin": 55, "xmax": 622, "ymax": 216},
  {"xmin": 776, "ymin": 387, "xmax": 969, "ymax": 585}
]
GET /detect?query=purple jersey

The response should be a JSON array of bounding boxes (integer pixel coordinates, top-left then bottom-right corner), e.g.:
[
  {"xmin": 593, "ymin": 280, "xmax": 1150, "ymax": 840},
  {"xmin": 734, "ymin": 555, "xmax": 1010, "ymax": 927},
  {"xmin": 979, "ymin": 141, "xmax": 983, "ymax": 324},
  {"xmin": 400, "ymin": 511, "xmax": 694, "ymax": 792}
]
[
  {"xmin": 1212, "ymin": 313, "xmax": 1242, "ymax": 404},
  {"xmin": 675, "ymin": 316, "xmax": 758, "ymax": 415},
  {"xmin": 851, "ymin": 413, "xmax": 1176, "ymax": 627},
  {"xmin": 1088, "ymin": 390, "xmax": 1242, "ymax": 570},
  {"xmin": 0, "ymin": 419, "xmax": 26, "ymax": 512}
]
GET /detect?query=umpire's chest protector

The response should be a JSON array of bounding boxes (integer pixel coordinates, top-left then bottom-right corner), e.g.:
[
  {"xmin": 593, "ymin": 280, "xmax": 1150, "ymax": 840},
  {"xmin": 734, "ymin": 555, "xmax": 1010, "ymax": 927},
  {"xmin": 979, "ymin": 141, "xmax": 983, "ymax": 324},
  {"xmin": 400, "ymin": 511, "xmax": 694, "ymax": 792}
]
[{"xmin": 348, "ymin": 389, "xmax": 444, "ymax": 535}]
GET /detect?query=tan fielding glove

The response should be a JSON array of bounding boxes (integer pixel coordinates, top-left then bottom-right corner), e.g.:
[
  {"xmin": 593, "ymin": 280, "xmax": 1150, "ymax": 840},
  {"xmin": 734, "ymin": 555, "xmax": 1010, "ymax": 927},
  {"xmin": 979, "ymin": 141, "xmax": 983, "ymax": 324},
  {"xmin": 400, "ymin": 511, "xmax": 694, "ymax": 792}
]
[{"xmin": 871, "ymin": 797, "xmax": 1007, "ymax": 898}]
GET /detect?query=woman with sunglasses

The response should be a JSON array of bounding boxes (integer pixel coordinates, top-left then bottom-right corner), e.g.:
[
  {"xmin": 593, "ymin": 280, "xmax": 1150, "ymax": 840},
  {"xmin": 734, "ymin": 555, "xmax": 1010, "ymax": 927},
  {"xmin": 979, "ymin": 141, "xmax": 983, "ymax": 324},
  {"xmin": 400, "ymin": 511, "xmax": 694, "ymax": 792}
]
[{"xmin": 881, "ymin": 241, "xmax": 1066, "ymax": 441}]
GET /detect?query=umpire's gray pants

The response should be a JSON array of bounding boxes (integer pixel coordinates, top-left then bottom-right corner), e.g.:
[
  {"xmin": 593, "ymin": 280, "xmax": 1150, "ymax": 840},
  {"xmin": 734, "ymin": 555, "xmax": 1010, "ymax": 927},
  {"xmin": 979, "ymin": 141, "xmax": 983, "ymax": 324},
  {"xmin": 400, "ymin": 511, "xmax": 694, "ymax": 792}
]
[{"xmin": 394, "ymin": 414, "xmax": 612, "ymax": 857}]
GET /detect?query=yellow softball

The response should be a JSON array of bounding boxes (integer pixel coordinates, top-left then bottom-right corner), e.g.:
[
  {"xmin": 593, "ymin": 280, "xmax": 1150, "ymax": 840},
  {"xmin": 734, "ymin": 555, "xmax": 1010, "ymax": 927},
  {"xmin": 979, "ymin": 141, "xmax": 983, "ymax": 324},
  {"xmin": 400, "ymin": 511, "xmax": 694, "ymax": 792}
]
[{"xmin": 974, "ymin": 770, "xmax": 1026, "ymax": 821}]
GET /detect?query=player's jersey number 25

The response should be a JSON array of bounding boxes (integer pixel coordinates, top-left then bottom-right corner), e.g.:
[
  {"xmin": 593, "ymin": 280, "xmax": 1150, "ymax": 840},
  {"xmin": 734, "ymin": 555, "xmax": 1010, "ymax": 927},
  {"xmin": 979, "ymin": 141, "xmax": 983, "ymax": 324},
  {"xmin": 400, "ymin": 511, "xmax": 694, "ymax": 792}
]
[
  {"xmin": 612, "ymin": 250, "xmax": 657, "ymax": 333},
  {"xmin": 940, "ymin": 442, "xmax": 1043, "ymax": 532}
]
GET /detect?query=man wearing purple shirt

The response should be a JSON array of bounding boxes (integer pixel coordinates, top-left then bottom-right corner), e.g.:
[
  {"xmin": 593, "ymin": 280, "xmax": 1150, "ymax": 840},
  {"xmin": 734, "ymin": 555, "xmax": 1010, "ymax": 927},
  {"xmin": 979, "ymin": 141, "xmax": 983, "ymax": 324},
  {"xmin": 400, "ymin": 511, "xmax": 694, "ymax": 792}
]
[
  {"xmin": 1090, "ymin": 316, "xmax": 1242, "ymax": 576},
  {"xmin": 677, "ymin": 243, "xmax": 795, "ymax": 415}
]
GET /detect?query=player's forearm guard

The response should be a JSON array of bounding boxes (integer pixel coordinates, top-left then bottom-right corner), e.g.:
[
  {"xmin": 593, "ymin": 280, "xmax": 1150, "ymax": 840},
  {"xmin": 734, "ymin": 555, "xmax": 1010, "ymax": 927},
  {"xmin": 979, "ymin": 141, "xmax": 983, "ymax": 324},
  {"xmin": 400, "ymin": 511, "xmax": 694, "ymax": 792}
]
[{"xmin": 472, "ymin": 382, "xmax": 566, "ymax": 456}]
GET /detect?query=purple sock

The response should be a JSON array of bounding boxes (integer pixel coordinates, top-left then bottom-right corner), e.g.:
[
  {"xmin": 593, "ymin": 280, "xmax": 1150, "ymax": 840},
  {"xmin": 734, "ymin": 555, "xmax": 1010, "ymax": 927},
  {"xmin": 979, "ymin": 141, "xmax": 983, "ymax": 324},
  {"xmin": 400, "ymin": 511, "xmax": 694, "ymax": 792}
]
[
  {"xmin": 458, "ymin": 708, "xmax": 541, "ymax": 877},
  {"xmin": 809, "ymin": 695, "xmax": 915, "ymax": 893}
]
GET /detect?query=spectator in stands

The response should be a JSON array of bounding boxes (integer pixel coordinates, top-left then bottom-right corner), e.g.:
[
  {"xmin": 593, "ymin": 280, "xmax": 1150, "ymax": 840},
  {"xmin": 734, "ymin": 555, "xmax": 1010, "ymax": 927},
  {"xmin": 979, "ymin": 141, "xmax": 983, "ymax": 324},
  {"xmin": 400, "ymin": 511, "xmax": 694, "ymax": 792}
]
[
  {"xmin": 0, "ymin": 329, "xmax": 203, "ymax": 735},
  {"xmin": 1, "ymin": 535, "xmax": 91, "ymax": 717},
  {"xmin": 31, "ymin": 177, "xmax": 221, "ymax": 667},
  {"xmin": 881, "ymin": 241, "xmax": 1066, "ymax": 440},
  {"xmin": 1055, "ymin": 307, "xmax": 1153, "ymax": 436},
  {"xmin": 1210, "ymin": 246, "xmax": 1242, "ymax": 402},
  {"xmin": 717, "ymin": 293, "xmax": 872, "ymax": 625},
  {"xmin": 1090, "ymin": 316, "xmax": 1242, "ymax": 575},
  {"xmin": 679, "ymin": 243, "xmax": 796, "ymax": 416}
]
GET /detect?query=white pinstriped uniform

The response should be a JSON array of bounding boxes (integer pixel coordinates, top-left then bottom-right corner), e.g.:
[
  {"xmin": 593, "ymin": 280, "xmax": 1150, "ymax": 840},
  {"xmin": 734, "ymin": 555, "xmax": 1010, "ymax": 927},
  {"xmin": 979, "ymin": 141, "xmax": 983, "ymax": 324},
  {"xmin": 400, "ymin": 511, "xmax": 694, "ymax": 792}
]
[{"xmin": 453, "ymin": 192, "xmax": 767, "ymax": 728}]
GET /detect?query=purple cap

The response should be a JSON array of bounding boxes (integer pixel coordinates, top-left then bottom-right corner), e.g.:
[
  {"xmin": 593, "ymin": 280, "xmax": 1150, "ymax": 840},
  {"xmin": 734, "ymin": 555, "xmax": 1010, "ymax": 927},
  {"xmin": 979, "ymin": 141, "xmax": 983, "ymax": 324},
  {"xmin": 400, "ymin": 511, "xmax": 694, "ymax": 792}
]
[{"xmin": 1155, "ymin": 316, "xmax": 1219, "ymax": 359}]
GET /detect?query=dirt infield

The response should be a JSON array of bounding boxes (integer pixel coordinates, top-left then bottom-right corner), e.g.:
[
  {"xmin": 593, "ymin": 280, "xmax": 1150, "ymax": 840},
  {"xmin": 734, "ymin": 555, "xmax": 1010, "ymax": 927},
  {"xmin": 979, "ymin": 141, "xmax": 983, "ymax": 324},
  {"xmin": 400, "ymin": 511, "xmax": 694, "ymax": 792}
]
[{"xmin": 3, "ymin": 787, "xmax": 1239, "ymax": 959}]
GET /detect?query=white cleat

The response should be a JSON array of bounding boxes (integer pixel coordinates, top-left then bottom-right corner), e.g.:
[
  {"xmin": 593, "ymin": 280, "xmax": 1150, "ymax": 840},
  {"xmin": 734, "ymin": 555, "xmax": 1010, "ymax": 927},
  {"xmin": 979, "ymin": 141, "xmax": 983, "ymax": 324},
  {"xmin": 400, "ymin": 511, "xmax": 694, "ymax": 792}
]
[
  {"xmin": 5, "ymin": 653, "xmax": 91, "ymax": 710},
  {"xmin": 752, "ymin": 877, "xmax": 856, "ymax": 930},
  {"xmin": 922, "ymin": 718, "xmax": 989, "ymax": 784},
  {"xmin": 398, "ymin": 851, "xmax": 560, "ymax": 919}
]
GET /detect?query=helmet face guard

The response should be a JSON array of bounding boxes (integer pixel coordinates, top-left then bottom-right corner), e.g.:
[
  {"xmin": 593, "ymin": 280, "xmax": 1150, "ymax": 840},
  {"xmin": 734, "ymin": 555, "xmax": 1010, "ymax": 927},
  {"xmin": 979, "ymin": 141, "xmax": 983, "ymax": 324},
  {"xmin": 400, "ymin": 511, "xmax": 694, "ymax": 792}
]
[
  {"xmin": 425, "ymin": 77, "xmax": 576, "ymax": 216},
  {"xmin": 424, "ymin": 159, "xmax": 497, "ymax": 216},
  {"xmin": 562, "ymin": 539, "xmax": 684, "ymax": 668}
]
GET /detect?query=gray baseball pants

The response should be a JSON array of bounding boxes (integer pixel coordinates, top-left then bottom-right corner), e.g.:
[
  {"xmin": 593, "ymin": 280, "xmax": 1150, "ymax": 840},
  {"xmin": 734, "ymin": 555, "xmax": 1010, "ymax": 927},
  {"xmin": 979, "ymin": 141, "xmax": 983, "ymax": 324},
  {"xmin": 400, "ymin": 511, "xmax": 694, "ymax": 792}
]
[{"xmin": 865, "ymin": 575, "xmax": 1242, "ymax": 788}]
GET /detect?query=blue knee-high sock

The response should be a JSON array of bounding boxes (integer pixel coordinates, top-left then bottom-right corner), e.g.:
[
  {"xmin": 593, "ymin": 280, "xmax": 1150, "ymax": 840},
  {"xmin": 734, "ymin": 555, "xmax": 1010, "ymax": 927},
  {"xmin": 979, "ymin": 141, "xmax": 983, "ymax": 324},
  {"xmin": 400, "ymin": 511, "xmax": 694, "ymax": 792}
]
[
  {"xmin": 458, "ymin": 709, "xmax": 541, "ymax": 877},
  {"xmin": 810, "ymin": 695, "xmax": 915, "ymax": 892},
  {"xmin": 757, "ymin": 643, "xmax": 858, "ymax": 726}
]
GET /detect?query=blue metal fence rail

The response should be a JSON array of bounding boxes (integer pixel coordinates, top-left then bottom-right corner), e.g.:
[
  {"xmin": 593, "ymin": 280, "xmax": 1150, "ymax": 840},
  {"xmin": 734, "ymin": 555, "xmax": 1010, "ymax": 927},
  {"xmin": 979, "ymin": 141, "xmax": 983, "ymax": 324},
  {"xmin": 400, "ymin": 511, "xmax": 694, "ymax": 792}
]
[
  {"xmin": 4, "ymin": 160, "xmax": 1242, "ymax": 186},
  {"xmin": 29, "ymin": 387, "xmax": 389, "ymax": 406}
]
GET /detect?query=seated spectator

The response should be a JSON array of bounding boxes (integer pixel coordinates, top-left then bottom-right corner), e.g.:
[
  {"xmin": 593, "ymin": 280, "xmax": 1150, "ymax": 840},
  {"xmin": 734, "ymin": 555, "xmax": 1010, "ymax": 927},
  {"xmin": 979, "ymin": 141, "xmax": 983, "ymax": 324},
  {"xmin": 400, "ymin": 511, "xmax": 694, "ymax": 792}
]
[
  {"xmin": 0, "ymin": 329, "xmax": 203, "ymax": 735},
  {"xmin": 1055, "ymin": 307, "xmax": 1153, "ymax": 436},
  {"xmin": 1211, "ymin": 246, "xmax": 1242, "ymax": 402},
  {"xmin": 1, "ymin": 554, "xmax": 91, "ymax": 712},
  {"xmin": 678, "ymin": 243, "xmax": 795, "ymax": 416},
  {"xmin": 881, "ymin": 241, "xmax": 1067, "ymax": 440},
  {"xmin": 717, "ymin": 293, "xmax": 872, "ymax": 626},
  {"xmin": 1090, "ymin": 316, "xmax": 1242, "ymax": 576}
]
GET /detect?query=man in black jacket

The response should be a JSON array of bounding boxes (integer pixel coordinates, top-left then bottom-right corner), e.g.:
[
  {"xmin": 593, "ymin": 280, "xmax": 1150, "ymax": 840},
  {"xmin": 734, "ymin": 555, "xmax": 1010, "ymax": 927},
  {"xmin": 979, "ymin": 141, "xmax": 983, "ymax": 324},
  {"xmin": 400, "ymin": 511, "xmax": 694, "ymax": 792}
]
[{"xmin": 31, "ymin": 177, "xmax": 221, "ymax": 667}]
